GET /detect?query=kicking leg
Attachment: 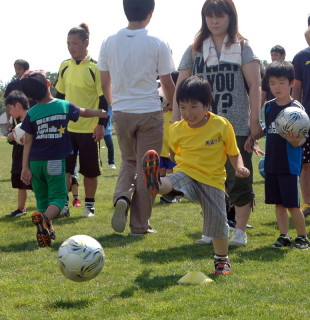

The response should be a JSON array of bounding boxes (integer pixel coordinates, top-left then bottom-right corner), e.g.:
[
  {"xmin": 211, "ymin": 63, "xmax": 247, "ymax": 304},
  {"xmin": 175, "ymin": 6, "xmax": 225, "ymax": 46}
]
[{"xmin": 142, "ymin": 150, "xmax": 173, "ymax": 196}]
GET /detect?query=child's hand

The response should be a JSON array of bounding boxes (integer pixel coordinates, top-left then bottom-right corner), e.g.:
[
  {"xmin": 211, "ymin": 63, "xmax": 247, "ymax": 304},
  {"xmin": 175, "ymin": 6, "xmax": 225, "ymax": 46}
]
[
  {"xmin": 162, "ymin": 104, "xmax": 172, "ymax": 113},
  {"xmin": 7, "ymin": 132, "xmax": 15, "ymax": 143},
  {"xmin": 284, "ymin": 131, "xmax": 306, "ymax": 147},
  {"xmin": 21, "ymin": 167, "xmax": 32, "ymax": 185},
  {"xmin": 235, "ymin": 167, "xmax": 250, "ymax": 178},
  {"xmin": 253, "ymin": 141, "xmax": 265, "ymax": 156},
  {"xmin": 99, "ymin": 110, "xmax": 108, "ymax": 118}
]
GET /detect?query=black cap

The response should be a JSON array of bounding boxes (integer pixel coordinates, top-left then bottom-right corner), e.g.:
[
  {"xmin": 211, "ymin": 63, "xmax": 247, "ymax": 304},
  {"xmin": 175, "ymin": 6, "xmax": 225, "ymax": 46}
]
[{"xmin": 20, "ymin": 70, "xmax": 48, "ymax": 100}]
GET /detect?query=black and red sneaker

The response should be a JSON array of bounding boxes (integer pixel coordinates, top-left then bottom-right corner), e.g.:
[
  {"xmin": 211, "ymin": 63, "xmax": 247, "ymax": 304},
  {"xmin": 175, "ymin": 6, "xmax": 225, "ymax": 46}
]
[
  {"xmin": 142, "ymin": 150, "xmax": 160, "ymax": 196},
  {"xmin": 213, "ymin": 258, "xmax": 231, "ymax": 275},
  {"xmin": 31, "ymin": 212, "xmax": 51, "ymax": 247}
]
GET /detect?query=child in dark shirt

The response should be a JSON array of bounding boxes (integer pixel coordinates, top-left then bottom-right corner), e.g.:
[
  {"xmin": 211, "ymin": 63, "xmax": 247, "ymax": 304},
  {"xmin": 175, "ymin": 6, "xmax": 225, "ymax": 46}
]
[
  {"xmin": 6, "ymin": 90, "xmax": 33, "ymax": 217},
  {"xmin": 263, "ymin": 61, "xmax": 309, "ymax": 249},
  {"xmin": 20, "ymin": 70, "xmax": 107, "ymax": 247}
]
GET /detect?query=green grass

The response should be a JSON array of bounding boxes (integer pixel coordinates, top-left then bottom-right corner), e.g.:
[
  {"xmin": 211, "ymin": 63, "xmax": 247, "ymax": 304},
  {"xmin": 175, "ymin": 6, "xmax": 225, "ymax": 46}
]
[{"xmin": 0, "ymin": 136, "xmax": 309, "ymax": 320}]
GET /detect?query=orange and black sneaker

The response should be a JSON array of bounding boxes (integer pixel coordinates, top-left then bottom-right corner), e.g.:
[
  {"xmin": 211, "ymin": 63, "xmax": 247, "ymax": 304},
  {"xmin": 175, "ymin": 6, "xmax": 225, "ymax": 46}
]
[
  {"xmin": 31, "ymin": 212, "xmax": 51, "ymax": 247},
  {"xmin": 213, "ymin": 258, "xmax": 231, "ymax": 275},
  {"xmin": 142, "ymin": 150, "xmax": 160, "ymax": 196}
]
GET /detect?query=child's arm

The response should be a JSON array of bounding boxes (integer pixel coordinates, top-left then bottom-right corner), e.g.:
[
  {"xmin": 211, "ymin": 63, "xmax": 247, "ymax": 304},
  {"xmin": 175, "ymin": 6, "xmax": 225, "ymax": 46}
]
[
  {"xmin": 79, "ymin": 108, "xmax": 108, "ymax": 118},
  {"xmin": 100, "ymin": 71, "xmax": 112, "ymax": 106},
  {"xmin": 21, "ymin": 132, "xmax": 33, "ymax": 185},
  {"xmin": 284, "ymin": 131, "xmax": 306, "ymax": 147},
  {"xmin": 229, "ymin": 153, "xmax": 250, "ymax": 178},
  {"xmin": 168, "ymin": 147, "xmax": 176, "ymax": 163},
  {"xmin": 172, "ymin": 69, "xmax": 191, "ymax": 122}
]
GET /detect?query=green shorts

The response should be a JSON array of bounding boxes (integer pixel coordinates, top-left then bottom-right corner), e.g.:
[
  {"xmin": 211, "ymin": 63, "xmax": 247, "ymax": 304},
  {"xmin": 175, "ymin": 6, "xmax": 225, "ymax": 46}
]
[
  {"xmin": 225, "ymin": 136, "xmax": 255, "ymax": 207},
  {"xmin": 30, "ymin": 158, "xmax": 67, "ymax": 212}
]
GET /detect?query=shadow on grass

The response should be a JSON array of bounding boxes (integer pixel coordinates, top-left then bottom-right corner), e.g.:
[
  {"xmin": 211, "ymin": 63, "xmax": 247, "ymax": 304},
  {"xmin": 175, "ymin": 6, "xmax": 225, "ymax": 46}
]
[
  {"xmin": 102, "ymin": 173, "xmax": 119, "ymax": 178},
  {"xmin": 48, "ymin": 298, "xmax": 90, "ymax": 310},
  {"xmin": 136, "ymin": 243, "xmax": 212, "ymax": 264},
  {"xmin": 0, "ymin": 240, "xmax": 54, "ymax": 252},
  {"xmin": 115, "ymin": 269, "xmax": 182, "ymax": 298},
  {"xmin": 230, "ymin": 246, "xmax": 289, "ymax": 262},
  {"xmin": 253, "ymin": 180, "xmax": 265, "ymax": 185},
  {"xmin": 0, "ymin": 178, "xmax": 11, "ymax": 182},
  {"xmin": 7, "ymin": 216, "xmax": 86, "ymax": 228},
  {"xmin": 136, "ymin": 243, "xmax": 288, "ymax": 264},
  {"xmin": 96, "ymin": 233, "xmax": 144, "ymax": 248}
]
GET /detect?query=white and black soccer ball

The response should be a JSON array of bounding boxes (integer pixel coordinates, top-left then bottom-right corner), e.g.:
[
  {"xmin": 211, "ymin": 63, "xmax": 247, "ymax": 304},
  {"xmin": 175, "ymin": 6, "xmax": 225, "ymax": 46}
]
[
  {"xmin": 275, "ymin": 106, "xmax": 310, "ymax": 138},
  {"xmin": 158, "ymin": 86, "xmax": 169, "ymax": 108},
  {"xmin": 57, "ymin": 235, "xmax": 105, "ymax": 282},
  {"xmin": 12, "ymin": 123, "xmax": 25, "ymax": 145}
]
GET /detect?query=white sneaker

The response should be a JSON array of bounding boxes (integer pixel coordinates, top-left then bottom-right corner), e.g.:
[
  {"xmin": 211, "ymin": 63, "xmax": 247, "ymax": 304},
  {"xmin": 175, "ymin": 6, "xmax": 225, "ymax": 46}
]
[
  {"xmin": 111, "ymin": 198, "xmax": 128, "ymax": 233},
  {"xmin": 229, "ymin": 229, "xmax": 247, "ymax": 246},
  {"xmin": 58, "ymin": 205, "xmax": 70, "ymax": 218},
  {"xmin": 109, "ymin": 164, "xmax": 116, "ymax": 170},
  {"xmin": 83, "ymin": 207, "xmax": 95, "ymax": 218},
  {"xmin": 195, "ymin": 235, "xmax": 213, "ymax": 244}
]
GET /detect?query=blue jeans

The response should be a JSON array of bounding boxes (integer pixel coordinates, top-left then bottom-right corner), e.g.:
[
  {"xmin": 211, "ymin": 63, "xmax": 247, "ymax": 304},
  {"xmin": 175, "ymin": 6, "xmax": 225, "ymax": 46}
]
[{"xmin": 104, "ymin": 135, "xmax": 115, "ymax": 165}]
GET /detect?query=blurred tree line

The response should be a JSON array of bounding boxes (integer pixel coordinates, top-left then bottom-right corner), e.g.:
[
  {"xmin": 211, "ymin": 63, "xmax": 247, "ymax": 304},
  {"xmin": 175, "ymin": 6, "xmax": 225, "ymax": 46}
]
[{"xmin": 0, "ymin": 72, "xmax": 58, "ymax": 115}]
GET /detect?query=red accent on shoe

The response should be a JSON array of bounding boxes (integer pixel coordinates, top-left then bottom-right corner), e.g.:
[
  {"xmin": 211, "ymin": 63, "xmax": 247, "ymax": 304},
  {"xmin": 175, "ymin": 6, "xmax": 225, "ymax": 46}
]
[{"xmin": 73, "ymin": 199, "xmax": 82, "ymax": 207}]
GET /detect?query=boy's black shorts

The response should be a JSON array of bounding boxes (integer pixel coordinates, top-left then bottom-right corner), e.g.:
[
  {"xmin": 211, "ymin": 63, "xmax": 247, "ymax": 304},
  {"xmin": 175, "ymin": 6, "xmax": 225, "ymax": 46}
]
[
  {"xmin": 265, "ymin": 173, "xmax": 300, "ymax": 208},
  {"xmin": 11, "ymin": 173, "xmax": 33, "ymax": 190},
  {"xmin": 65, "ymin": 132, "xmax": 102, "ymax": 178}
]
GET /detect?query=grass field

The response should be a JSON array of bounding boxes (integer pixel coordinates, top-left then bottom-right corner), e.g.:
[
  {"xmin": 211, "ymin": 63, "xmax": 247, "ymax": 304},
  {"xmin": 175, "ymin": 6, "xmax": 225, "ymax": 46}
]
[{"xmin": 0, "ymin": 136, "xmax": 309, "ymax": 320}]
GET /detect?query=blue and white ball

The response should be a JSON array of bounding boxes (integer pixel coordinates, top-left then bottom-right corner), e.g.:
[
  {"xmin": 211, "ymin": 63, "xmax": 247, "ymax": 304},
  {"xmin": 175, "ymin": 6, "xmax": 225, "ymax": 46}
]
[
  {"xmin": 57, "ymin": 235, "xmax": 105, "ymax": 282},
  {"xmin": 275, "ymin": 107, "xmax": 310, "ymax": 138},
  {"xmin": 258, "ymin": 156, "xmax": 265, "ymax": 179}
]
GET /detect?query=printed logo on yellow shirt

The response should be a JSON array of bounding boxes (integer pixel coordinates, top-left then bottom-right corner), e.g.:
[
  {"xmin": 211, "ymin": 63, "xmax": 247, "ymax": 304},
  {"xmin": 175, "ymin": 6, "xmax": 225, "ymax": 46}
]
[{"xmin": 206, "ymin": 136, "xmax": 221, "ymax": 146}]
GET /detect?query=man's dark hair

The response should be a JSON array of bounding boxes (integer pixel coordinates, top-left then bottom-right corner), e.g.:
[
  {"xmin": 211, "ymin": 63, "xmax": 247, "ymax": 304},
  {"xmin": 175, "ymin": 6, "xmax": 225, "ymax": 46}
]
[
  {"xmin": 270, "ymin": 45, "xmax": 286, "ymax": 56},
  {"xmin": 6, "ymin": 90, "xmax": 30, "ymax": 110},
  {"xmin": 14, "ymin": 59, "xmax": 30, "ymax": 71},
  {"xmin": 123, "ymin": 0, "xmax": 155, "ymax": 21},
  {"xmin": 308, "ymin": 14, "xmax": 310, "ymax": 26},
  {"xmin": 176, "ymin": 76, "xmax": 212, "ymax": 107},
  {"xmin": 68, "ymin": 23, "xmax": 90, "ymax": 42},
  {"xmin": 265, "ymin": 61, "xmax": 295, "ymax": 83}
]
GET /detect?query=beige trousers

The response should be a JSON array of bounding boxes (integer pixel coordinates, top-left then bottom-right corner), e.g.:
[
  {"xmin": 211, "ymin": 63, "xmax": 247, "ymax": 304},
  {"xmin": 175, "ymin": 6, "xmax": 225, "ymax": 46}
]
[{"xmin": 112, "ymin": 110, "xmax": 164, "ymax": 233}]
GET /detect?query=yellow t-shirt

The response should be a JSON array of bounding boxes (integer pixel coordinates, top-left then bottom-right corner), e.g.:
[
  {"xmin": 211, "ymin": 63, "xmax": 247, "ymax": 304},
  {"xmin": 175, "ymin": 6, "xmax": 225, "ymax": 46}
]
[
  {"xmin": 55, "ymin": 55, "xmax": 103, "ymax": 133},
  {"xmin": 161, "ymin": 110, "xmax": 173, "ymax": 158},
  {"xmin": 169, "ymin": 112, "xmax": 239, "ymax": 191}
]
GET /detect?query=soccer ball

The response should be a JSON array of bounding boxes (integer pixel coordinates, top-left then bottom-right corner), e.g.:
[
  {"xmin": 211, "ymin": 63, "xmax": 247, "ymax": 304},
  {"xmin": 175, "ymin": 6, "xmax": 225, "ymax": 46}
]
[
  {"xmin": 258, "ymin": 156, "xmax": 265, "ymax": 179},
  {"xmin": 275, "ymin": 107, "xmax": 310, "ymax": 138},
  {"xmin": 12, "ymin": 123, "xmax": 25, "ymax": 145},
  {"xmin": 57, "ymin": 235, "xmax": 105, "ymax": 282}
]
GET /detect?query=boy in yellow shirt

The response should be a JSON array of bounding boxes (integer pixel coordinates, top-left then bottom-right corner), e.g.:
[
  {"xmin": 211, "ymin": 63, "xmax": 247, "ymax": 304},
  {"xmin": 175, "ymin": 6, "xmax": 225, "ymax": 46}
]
[{"xmin": 142, "ymin": 76, "xmax": 250, "ymax": 275}]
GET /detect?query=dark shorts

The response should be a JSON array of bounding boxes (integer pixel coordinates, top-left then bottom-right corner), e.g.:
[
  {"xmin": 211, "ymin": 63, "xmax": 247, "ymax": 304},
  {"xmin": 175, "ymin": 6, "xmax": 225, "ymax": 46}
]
[
  {"xmin": 302, "ymin": 135, "xmax": 310, "ymax": 164},
  {"xmin": 160, "ymin": 156, "xmax": 177, "ymax": 170},
  {"xmin": 225, "ymin": 136, "xmax": 255, "ymax": 207},
  {"xmin": 265, "ymin": 173, "xmax": 300, "ymax": 208},
  {"xmin": 66, "ymin": 132, "xmax": 102, "ymax": 178},
  {"xmin": 11, "ymin": 173, "xmax": 33, "ymax": 190}
]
